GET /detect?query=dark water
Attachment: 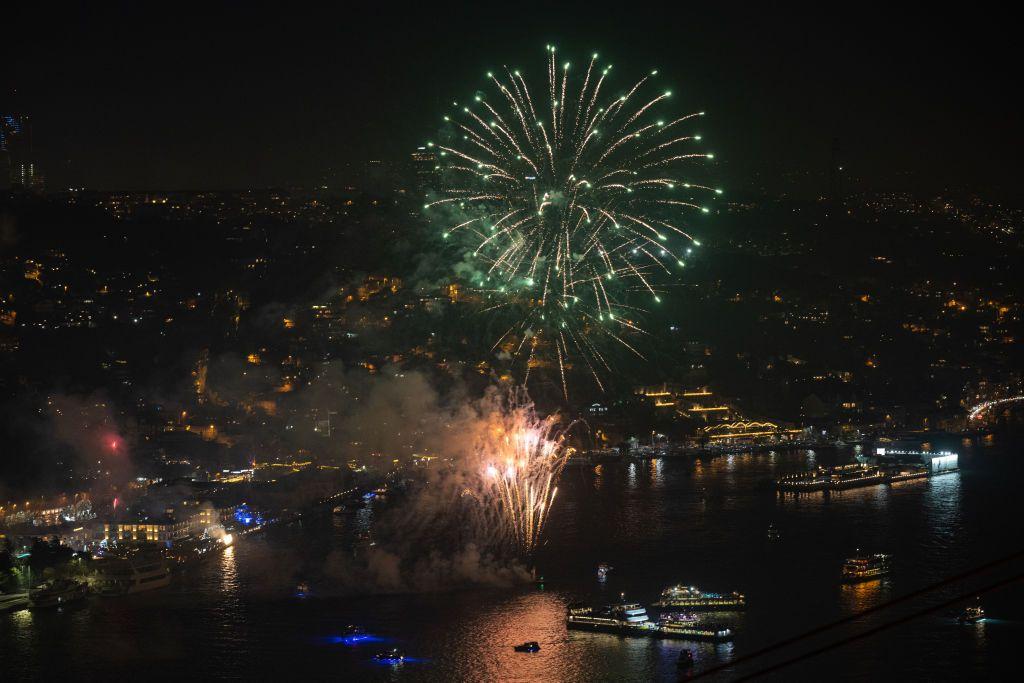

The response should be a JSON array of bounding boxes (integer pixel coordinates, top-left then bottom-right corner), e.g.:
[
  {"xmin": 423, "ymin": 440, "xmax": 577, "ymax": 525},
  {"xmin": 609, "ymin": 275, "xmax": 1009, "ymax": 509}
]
[{"xmin": 4, "ymin": 441, "xmax": 1023, "ymax": 681}]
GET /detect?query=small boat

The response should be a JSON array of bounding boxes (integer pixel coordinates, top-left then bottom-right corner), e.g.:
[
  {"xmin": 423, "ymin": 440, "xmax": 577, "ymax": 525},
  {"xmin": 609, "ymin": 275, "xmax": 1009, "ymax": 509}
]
[
  {"xmin": 514, "ymin": 641, "xmax": 540, "ymax": 652},
  {"xmin": 374, "ymin": 648, "xmax": 405, "ymax": 663},
  {"xmin": 343, "ymin": 624, "xmax": 365, "ymax": 636},
  {"xmin": 29, "ymin": 579, "xmax": 89, "ymax": 608},
  {"xmin": 597, "ymin": 563, "xmax": 612, "ymax": 580},
  {"xmin": 957, "ymin": 604, "xmax": 985, "ymax": 624},
  {"xmin": 767, "ymin": 524, "xmax": 780, "ymax": 541},
  {"xmin": 295, "ymin": 582, "xmax": 311, "ymax": 597},
  {"xmin": 678, "ymin": 650, "xmax": 694, "ymax": 668}
]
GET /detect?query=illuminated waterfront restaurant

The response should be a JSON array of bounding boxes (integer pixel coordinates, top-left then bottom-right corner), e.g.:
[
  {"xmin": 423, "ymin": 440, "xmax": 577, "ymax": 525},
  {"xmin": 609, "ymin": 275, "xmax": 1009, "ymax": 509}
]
[{"xmin": 700, "ymin": 421, "xmax": 803, "ymax": 444}]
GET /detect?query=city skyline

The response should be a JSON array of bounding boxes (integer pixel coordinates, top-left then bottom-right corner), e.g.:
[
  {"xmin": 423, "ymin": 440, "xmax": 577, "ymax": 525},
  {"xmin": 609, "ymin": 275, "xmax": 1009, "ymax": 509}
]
[{"xmin": 3, "ymin": 6, "xmax": 1023, "ymax": 681}]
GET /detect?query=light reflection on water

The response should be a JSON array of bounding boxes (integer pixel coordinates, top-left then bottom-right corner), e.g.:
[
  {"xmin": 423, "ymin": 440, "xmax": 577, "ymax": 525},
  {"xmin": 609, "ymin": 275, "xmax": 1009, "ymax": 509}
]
[{"xmin": 3, "ymin": 444, "xmax": 1023, "ymax": 680}]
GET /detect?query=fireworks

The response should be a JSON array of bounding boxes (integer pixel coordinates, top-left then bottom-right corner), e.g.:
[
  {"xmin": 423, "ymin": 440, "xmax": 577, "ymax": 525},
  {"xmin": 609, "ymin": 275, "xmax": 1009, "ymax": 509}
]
[
  {"xmin": 424, "ymin": 46, "xmax": 718, "ymax": 396},
  {"xmin": 471, "ymin": 387, "xmax": 570, "ymax": 555}
]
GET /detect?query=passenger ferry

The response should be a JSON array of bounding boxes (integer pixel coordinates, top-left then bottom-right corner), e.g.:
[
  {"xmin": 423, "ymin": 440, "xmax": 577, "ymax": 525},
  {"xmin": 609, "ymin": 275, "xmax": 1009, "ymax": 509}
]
[
  {"xmin": 29, "ymin": 579, "xmax": 89, "ymax": 608},
  {"xmin": 94, "ymin": 557, "xmax": 172, "ymax": 595},
  {"xmin": 841, "ymin": 552, "xmax": 891, "ymax": 583},
  {"xmin": 653, "ymin": 585, "xmax": 746, "ymax": 611},
  {"xmin": 567, "ymin": 601, "xmax": 733, "ymax": 642}
]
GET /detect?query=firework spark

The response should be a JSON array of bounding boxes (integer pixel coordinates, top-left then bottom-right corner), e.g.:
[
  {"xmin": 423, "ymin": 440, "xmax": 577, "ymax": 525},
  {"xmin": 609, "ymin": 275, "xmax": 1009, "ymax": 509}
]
[
  {"xmin": 471, "ymin": 387, "xmax": 570, "ymax": 556},
  {"xmin": 424, "ymin": 46, "xmax": 718, "ymax": 396}
]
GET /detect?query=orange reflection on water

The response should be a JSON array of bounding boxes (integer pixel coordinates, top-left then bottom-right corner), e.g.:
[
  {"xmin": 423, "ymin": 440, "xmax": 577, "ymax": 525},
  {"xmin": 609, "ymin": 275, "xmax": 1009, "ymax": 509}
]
[
  {"xmin": 839, "ymin": 578, "xmax": 886, "ymax": 614},
  {"xmin": 451, "ymin": 591, "xmax": 596, "ymax": 682}
]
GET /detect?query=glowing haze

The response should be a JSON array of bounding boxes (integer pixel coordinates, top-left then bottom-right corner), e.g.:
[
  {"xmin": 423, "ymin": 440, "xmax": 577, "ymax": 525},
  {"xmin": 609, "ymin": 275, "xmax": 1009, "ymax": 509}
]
[{"xmin": 470, "ymin": 387, "xmax": 570, "ymax": 556}]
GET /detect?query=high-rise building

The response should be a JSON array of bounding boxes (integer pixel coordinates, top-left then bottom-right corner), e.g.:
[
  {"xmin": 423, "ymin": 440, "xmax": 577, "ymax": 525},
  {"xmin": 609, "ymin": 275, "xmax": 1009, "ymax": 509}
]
[
  {"xmin": 410, "ymin": 146, "xmax": 438, "ymax": 194},
  {"xmin": 1, "ymin": 112, "xmax": 43, "ymax": 191}
]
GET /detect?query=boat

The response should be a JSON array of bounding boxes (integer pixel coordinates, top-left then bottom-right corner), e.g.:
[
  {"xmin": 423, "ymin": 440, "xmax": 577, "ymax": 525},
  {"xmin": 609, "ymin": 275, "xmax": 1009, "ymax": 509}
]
[
  {"xmin": 659, "ymin": 611, "xmax": 699, "ymax": 623},
  {"xmin": 659, "ymin": 616, "xmax": 734, "ymax": 641},
  {"xmin": 678, "ymin": 650, "xmax": 694, "ymax": 668},
  {"xmin": 841, "ymin": 552, "xmax": 891, "ymax": 583},
  {"xmin": 374, "ymin": 648, "xmax": 405, "ymax": 663},
  {"xmin": 653, "ymin": 585, "xmax": 746, "ymax": 611},
  {"xmin": 567, "ymin": 602, "xmax": 733, "ymax": 641},
  {"xmin": 343, "ymin": 624, "xmax": 366, "ymax": 636},
  {"xmin": 957, "ymin": 604, "xmax": 985, "ymax": 624},
  {"xmin": 29, "ymin": 579, "xmax": 89, "ymax": 608},
  {"xmin": 295, "ymin": 582, "xmax": 311, "ymax": 597},
  {"xmin": 767, "ymin": 523, "xmax": 781, "ymax": 541},
  {"xmin": 93, "ymin": 557, "xmax": 171, "ymax": 596},
  {"xmin": 597, "ymin": 563, "xmax": 612, "ymax": 580},
  {"xmin": 514, "ymin": 641, "xmax": 541, "ymax": 652}
]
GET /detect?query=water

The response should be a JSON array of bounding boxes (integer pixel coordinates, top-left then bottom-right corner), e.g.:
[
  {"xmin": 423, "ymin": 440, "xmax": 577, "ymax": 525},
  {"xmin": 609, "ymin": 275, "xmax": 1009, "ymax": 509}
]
[{"xmin": 4, "ymin": 441, "xmax": 1023, "ymax": 681}]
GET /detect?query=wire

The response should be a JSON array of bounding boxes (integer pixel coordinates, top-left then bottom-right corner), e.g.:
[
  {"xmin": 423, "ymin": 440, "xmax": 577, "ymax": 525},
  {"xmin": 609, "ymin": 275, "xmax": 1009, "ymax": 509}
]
[
  {"xmin": 691, "ymin": 548, "xmax": 1024, "ymax": 680},
  {"xmin": 736, "ymin": 571, "xmax": 1024, "ymax": 680}
]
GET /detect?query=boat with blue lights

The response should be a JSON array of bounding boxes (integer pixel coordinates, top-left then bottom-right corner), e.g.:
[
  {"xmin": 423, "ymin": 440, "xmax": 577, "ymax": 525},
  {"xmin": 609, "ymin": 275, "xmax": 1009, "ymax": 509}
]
[
  {"xmin": 652, "ymin": 585, "xmax": 746, "ymax": 611},
  {"xmin": 514, "ymin": 641, "xmax": 541, "ymax": 652},
  {"xmin": 957, "ymin": 604, "xmax": 985, "ymax": 624},
  {"xmin": 374, "ymin": 648, "xmax": 405, "ymax": 664}
]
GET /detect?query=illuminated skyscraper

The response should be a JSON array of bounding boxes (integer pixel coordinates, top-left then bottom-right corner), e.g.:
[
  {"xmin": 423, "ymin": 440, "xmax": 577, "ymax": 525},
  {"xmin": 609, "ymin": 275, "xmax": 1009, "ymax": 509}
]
[
  {"xmin": 410, "ymin": 146, "xmax": 438, "ymax": 194},
  {"xmin": 1, "ymin": 112, "xmax": 43, "ymax": 191}
]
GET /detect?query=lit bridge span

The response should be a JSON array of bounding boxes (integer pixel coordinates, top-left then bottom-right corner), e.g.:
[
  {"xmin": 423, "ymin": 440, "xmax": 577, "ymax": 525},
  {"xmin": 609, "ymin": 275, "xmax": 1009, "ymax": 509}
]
[{"xmin": 969, "ymin": 395, "xmax": 1024, "ymax": 421}]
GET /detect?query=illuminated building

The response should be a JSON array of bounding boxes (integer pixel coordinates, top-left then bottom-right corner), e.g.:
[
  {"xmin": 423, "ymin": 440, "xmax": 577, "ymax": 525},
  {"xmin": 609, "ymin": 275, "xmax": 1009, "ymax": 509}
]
[
  {"xmin": 700, "ymin": 421, "xmax": 802, "ymax": 444},
  {"xmin": 410, "ymin": 146, "xmax": 438, "ymax": 192},
  {"xmin": 634, "ymin": 384, "xmax": 738, "ymax": 421},
  {"xmin": 0, "ymin": 112, "xmax": 43, "ymax": 191},
  {"xmin": 103, "ymin": 519, "xmax": 191, "ymax": 543}
]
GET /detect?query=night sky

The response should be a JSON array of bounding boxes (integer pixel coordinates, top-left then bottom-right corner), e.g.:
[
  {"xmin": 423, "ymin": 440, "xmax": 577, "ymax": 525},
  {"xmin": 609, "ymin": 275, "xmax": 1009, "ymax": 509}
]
[{"xmin": 4, "ymin": 4, "xmax": 1019, "ymax": 196}]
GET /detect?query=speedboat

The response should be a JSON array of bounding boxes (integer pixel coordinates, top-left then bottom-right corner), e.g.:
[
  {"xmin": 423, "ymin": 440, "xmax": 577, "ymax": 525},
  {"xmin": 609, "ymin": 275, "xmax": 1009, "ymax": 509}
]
[
  {"xmin": 957, "ymin": 604, "xmax": 985, "ymax": 624},
  {"xmin": 514, "ymin": 641, "xmax": 540, "ymax": 652},
  {"xmin": 374, "ymin": 648, "xmax": 405, "ymax": 663}
]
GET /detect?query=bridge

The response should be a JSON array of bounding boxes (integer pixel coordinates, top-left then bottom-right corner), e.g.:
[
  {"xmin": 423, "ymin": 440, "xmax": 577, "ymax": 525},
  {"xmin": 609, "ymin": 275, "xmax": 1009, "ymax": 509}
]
[{"xmin": 969, "ymin": 395, "xmax": 1024, "ymax": 421}]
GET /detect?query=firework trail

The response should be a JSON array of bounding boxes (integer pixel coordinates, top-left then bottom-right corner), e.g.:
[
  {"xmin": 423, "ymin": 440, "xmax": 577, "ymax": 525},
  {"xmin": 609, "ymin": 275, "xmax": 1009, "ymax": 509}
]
[
  {"xmin": 466, "ymin": 386, "xmax": 571, "ymax": 556},
  {"xmin": 424, "ymin": 46, "xmax": 718, "ymax": 397}
]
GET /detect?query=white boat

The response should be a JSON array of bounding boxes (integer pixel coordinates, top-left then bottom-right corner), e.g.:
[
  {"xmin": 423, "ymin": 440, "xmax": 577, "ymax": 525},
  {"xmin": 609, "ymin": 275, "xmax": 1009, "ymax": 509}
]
[{"xmin": 94, "ymin": 557, "xmax": 172, "ymax": 595}]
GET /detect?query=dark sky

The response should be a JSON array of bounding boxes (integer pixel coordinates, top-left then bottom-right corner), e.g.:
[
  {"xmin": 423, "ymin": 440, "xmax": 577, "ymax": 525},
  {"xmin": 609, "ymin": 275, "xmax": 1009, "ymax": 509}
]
[{"xmin": 4, "ymin": 3, "xmax": 1020, "ymax": 196}]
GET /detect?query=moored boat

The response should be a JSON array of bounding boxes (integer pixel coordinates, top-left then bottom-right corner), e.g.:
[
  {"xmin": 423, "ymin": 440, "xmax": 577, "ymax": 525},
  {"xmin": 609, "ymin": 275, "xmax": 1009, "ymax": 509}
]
[
  {"xmin": 29, "ymin": 579, "xmax": 89, "ymax": 608},
  {"xmin": 93, "ymin": 557, "xmax": 171, "ymax": 596},
  {"xmin": 653, "ymin": 585, "xmax": 746, "ymax": 611}
]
